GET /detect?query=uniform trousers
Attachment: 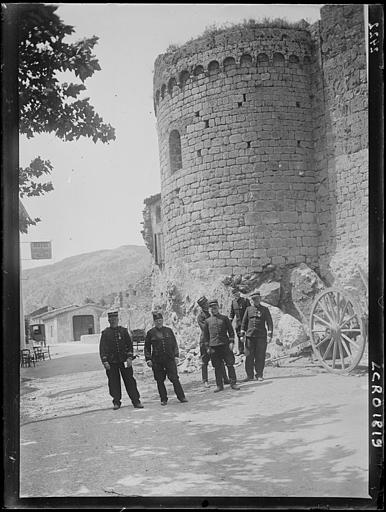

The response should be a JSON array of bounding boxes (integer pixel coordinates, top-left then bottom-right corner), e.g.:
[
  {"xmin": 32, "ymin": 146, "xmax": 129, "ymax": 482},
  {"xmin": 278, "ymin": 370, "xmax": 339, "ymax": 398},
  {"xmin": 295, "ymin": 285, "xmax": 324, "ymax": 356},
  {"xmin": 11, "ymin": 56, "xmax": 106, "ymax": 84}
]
[
  {"xmin": 106, "ymin": 363, "xmax": 141, "ymax": 405},
  {"xmin": 245, "ymin": 336, "xmax": 268, "ymax": 378},
  {"xmin": 209, "ymin": 345, "xmax": 237, "ymax": 388},
  {"xmin": 235, "ymin": 326, "xmax": 245, "ymax": 354},
  {"xmin": 200, "ymin": 344, "xmax": 229, "ymax": 383},
  {"xmin": 152, "ymin": 357, "xmax": 185, "ymax": 402}
]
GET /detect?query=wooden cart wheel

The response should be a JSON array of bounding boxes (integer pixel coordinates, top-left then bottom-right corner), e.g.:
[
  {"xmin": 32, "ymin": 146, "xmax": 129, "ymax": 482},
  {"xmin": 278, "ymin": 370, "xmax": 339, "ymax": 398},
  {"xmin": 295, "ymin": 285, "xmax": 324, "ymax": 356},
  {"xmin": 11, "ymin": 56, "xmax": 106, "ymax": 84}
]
[{"xmin": 309, "ymin": 287, "xmax": 367, "ymax": 374}]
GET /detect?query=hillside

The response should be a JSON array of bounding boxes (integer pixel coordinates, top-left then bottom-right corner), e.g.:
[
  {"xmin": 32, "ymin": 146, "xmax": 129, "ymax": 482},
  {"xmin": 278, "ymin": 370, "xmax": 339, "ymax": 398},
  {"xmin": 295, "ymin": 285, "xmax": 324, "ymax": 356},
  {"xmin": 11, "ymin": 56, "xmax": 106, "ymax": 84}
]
[{"xmin": 22, "ymin": 245, "xmax": 152, "ymax": 315}]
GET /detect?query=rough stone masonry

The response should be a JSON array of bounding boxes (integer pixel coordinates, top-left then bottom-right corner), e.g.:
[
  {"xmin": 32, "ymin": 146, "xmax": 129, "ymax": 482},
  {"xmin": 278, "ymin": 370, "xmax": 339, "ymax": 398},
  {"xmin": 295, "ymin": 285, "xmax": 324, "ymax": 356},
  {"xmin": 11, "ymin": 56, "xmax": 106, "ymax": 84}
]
[{"xmin": 141, "ymin": 5, "xmax": 368, "ymax": 346}]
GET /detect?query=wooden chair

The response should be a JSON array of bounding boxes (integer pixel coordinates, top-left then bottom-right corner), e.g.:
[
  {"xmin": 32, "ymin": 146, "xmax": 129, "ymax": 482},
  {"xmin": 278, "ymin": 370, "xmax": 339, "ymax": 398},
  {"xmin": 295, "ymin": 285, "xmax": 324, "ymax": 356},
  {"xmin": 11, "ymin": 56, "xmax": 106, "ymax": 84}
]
[
  {"xmin": 20, "ymin": 349, "xmax": 35, "ymax": 368},
  {"xmin": 41, "ymin": 345, "xmax": 51, "ymax": 360},
  {"xmin": 33, "ymin": 345, "xmax": 45, "ymax": 362}
]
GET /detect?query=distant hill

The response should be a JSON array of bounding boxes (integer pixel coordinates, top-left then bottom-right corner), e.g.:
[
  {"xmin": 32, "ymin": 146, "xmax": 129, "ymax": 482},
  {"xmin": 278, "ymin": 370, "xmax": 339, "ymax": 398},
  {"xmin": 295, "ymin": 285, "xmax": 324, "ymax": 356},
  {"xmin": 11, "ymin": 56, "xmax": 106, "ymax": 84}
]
[{"xmin": 22, "ymin": 245, "xmax": 152, "ymax": 315}]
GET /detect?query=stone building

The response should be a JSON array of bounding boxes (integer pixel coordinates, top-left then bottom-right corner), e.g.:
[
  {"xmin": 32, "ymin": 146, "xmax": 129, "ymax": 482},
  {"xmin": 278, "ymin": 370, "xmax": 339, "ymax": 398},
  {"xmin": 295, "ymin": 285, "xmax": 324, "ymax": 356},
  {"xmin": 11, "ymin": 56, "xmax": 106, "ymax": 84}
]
[
  {"xmin": 29, "ymin": 304, "xmax": 105, "ymax": 344},
  {"xmin": 141, "ymin": 193, "xmax": 164, "ymax": 269},
  {"xmin": 142, "ymin": 5, "xmax": 368, "ymax": 315}
]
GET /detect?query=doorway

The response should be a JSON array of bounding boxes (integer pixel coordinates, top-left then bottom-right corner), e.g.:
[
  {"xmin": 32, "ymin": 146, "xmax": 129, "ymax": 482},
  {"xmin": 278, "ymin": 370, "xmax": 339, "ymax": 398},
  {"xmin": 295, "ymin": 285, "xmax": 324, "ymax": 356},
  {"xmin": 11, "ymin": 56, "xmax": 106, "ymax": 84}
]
[{"xmin": 73, "ymin": 315, "xmax": 94, "ymax": 341}]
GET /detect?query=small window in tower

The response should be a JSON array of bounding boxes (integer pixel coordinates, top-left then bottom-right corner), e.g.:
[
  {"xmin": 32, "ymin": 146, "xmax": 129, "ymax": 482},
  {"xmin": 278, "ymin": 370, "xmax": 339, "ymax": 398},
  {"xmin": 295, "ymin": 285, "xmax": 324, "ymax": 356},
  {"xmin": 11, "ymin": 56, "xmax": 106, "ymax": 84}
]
[
  {"xmin": 257, "ymin": 53, "xmax": 269, "ymax": 66},
  {"xmin": 193, "ymin": 65, "xmax": 204, "ymax": 76},
  {"xmin": 179, "ymin": 70, "xmax": 190, "ymax": 89},
  {"xmin": 240, "ymin": 54, "xmax": 252, "ymax": 67},
  {"xmin": 273, "ymin": 53, "xmax": 285, "ymax": 66},
  {"xmin": 155, "ymin": 205, "xmax": 161, "ymax": 223},
  {"xmin": 205, "ymin": 120, "xmax": 209, "ymax": 128},
  {"xmin": 223, "ymin": 56, "xmax": 236, "ymax": 72},
  {"xmin": 168, "ymin": 77, "xmax": 177, "ymax": 97},
  {"xmin": 169, "ymin": 130, "xmax": 182, "ymax": 173},
  {"xmin": 208, "ymin": 60, "xmax": 220, "ymax": 75}
]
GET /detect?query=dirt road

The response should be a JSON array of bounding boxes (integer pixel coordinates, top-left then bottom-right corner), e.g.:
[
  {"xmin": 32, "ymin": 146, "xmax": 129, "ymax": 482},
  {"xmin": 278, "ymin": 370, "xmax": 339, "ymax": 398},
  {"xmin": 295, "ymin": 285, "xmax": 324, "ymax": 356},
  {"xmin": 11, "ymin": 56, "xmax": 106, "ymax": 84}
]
[{"xmin": 20, "ymin": 347, "xmax": 369, "ymax": 498}]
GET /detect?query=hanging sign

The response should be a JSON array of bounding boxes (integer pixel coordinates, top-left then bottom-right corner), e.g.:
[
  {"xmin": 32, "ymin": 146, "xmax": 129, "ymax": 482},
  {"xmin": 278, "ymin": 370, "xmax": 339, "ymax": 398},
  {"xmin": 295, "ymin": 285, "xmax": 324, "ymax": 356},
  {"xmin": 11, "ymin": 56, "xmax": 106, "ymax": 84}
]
[{"xmin": 30, "ymin": 241, "xmax": 52, "ymax": 260}]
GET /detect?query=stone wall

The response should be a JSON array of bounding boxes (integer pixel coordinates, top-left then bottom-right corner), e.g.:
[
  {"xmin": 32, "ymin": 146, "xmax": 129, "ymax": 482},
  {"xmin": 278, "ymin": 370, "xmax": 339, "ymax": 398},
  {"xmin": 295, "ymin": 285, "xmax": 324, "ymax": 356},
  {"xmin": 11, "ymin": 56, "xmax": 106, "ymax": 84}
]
[
  {"xmin": 141, "ymin": 193, "xmax": 161, "ymax": 256},
  {"xmin": 143, "ymin": 7, "xmax": 368, "ymax": 333},
  {"xmin": 154, "ymin": 26, "xmax": 320, "ymax": 276},
  {"xmin": 312, "ymin": 4, "xmax": 368, "ymax": 281}
]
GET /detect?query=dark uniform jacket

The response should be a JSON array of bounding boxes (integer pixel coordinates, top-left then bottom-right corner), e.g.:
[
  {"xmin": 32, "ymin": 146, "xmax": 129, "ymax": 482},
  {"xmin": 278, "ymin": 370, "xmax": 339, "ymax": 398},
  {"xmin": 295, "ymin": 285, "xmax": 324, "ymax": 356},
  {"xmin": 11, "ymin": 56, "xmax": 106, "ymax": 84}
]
[
  {"xmin": 99, "ymin": 326, "xmax": 134, "ymax": 364},
  {"xmin": 229, "ymin": 297, "xmax": 251, "ymax": 327},
  {"xmin": 197, "ymin": 310, "xmax": 210, "ymax": 345},
  {"xmin": 241, "ymin": 305, "xmax": 273, "ymax": 339},
  {"xmin": 144, "ymin": 326, "xmax": 179, "ymax": 362},
  {"xmin": 203, "ymin": 313, "xmax": 235, "ymax": 349}
]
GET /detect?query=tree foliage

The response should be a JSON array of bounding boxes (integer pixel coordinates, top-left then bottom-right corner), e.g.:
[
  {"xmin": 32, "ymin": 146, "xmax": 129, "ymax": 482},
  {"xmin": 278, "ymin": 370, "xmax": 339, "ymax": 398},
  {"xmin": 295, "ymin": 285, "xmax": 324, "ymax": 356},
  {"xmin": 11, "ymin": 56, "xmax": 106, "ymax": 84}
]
[
  {"xmin": 16, "ymin": 3, "xmax": 116, "ymax": 230},
  {"xmin": 19, "ymin": 156, "xmax": 54, "ymax": 232}
]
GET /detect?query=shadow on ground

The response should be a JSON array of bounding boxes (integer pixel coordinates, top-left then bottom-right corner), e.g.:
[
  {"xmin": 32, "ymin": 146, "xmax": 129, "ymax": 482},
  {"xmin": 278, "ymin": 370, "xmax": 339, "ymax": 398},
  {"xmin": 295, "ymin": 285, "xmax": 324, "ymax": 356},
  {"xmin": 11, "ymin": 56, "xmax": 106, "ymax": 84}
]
[{"xmin": 20, "ymin": 370, "xmax": 368, "ymax": 498}]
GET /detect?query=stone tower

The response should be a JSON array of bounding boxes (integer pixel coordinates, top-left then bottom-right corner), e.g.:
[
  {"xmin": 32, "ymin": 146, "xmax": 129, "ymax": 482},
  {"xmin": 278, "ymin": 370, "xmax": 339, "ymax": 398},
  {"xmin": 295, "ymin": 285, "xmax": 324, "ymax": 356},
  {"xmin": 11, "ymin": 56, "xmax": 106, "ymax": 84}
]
[
  {"xmin": 144, "ymin": 5, "xmax": 368, "ymax": 295},
  {"xmin": 153, "ymin": 24, "xmax": 318, "ymax": 276}
]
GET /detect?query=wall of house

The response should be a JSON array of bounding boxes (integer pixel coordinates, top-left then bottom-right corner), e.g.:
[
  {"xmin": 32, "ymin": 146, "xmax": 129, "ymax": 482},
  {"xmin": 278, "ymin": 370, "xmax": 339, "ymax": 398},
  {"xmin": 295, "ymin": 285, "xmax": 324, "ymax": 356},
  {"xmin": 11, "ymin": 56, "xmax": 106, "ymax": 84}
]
[
  {"xmin": 43, "ymin": 318, "xmax": 58, "ymax": 344},
  {"xmin": 41, "ymin": 306, "xmax": 104, "ymax": 343}
]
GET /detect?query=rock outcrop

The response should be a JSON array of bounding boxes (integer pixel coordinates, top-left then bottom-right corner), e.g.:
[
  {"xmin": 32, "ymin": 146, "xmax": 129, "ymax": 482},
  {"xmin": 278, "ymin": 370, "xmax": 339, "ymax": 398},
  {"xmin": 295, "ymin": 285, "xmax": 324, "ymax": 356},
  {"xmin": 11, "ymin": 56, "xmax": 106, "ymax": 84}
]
[
  {"xmin": 148, "ymin": 260, "xmax": 370, "ymax": 373},
  {"xmin": 289, "ymin": 263, "xmax": 326, "ymax": 332},
  {"xmin": 277, "ymin": 314, "xmax": 308, "ymax": 350},
  {"xmin": 257, "ymin": 281, "xmax": 281, "ymax": 306},
  {"xmin": 327, "ymin": 245, "xmax": 368, "ymax": 316}
]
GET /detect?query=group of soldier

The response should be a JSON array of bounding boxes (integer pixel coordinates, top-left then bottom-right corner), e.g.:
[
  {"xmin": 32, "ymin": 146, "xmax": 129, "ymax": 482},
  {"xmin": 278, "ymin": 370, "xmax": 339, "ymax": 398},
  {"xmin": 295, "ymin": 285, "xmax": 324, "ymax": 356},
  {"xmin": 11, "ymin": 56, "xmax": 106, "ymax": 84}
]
[{"xmin": 99, "ymin": 288, "xmax": 273, "ymax": 409}]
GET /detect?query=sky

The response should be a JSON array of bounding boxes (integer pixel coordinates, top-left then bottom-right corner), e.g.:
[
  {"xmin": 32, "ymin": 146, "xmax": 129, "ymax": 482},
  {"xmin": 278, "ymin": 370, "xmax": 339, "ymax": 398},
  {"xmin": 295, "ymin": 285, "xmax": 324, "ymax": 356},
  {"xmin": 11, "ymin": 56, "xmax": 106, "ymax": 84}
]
[{"xmin": 20, "ymin": 3, "xmax": 323, "ymax": 269}]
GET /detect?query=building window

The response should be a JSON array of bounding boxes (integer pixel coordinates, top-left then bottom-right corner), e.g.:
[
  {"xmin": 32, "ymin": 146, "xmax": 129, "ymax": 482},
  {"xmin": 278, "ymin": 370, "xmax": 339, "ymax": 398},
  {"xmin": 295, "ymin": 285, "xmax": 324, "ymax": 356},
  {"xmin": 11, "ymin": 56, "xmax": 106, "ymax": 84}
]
[
  {"xmin": 257, "ymin": 53, "xmax": 269, "ymax": 66},
  {"xmin": 273, "ymin": 52, "xmax": 285, "ymax": 66},
  {"xmin": 193, "ymin": 65, "xmax": 204, "ymax": 76},
  {"xmin": 154, "ymin": 233, "xmax": 165, "ymax": 269},
  {"xmin": 223, "ymin": 56, "xmax": 236, "ymax": 71},
  {"xmin": 155, "ymin": 205, "xmax": 161, "ymax": 223},
  {"xmin": 169, "ymin": 130, "xmax": 182, "ymax": 173},
  {"xmin": 240, "ymin": 54, "xmax": 252, "ymax": 67},
  {"xmin": 168, "ymin": 77, "xmax": 177, "ymax": 97},
  {"xmin": 208, "ymin": 60, "xmax": 220, "ymax": 75},
  {"xmin": 179, "ymin": 70, "xmax": 190, "ymax": 89}
]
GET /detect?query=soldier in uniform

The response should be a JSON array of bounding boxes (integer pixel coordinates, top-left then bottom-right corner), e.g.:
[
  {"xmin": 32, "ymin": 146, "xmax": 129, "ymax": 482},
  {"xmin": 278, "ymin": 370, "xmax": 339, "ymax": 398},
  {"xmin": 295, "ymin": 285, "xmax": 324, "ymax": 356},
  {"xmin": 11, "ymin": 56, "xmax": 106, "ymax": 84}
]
[
  {"xmin": 202, "ymin": 299, "xmax": 240, "ymax": 393},
  {"xmin": 144, "ymin": 312, "xmax": 188, "ymax": 406},
  {"xmin": 229, "ymin": 288, "xmax": 251, "ymax": 355},
  {"xmin": 197, "ymin": 296, "xmax": 230, "ymax": 388},
  {"xmin": 240, "ymin": 291, "xmax": 273, "ymax": 381},
  {"xmin": 99, "ymin": 311, "xmax": 144, "ymax": 410}
]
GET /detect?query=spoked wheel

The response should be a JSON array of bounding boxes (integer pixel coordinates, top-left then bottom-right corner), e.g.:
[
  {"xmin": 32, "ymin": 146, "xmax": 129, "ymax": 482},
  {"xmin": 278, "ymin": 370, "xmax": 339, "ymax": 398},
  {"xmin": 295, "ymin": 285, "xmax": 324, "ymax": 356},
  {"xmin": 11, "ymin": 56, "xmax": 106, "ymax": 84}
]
[{"xmin": 309, "ymin": 287, "xmax": 367, "ymax": 374}]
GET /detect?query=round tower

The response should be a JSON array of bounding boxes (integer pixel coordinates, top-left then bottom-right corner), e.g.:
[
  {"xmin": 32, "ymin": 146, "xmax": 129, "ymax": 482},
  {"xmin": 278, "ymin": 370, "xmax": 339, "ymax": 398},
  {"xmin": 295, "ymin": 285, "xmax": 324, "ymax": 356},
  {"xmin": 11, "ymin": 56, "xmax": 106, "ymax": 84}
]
[{"xmin": 153, "ymin": 24, "xmax": 318, "ymax": 276}]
